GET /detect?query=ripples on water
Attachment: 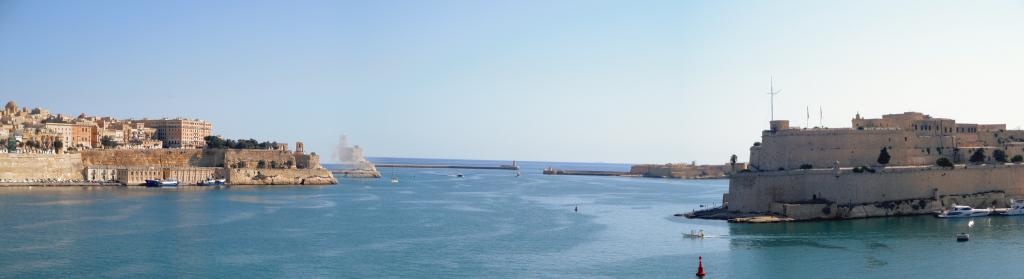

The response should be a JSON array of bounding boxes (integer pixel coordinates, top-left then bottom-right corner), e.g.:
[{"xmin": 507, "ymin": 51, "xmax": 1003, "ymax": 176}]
[{"xmin": 2, "ymin": 161, "xmax": 1024, "ymax": 278}]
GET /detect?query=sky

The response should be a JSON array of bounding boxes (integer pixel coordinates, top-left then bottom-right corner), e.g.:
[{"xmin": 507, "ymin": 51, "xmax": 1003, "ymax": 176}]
[{"xmin": 2, "ymin": 0, "xmax": 1024, "ymax": 164}]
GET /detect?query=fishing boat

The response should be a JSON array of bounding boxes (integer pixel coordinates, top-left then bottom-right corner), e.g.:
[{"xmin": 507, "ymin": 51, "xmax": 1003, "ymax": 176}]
[
  {"xmin": 198, "ymin": 179, "xmax": 226, "ymax": 186},
  {"xmin": 159, "ymin": 179, "xmax": 179, "ymax": 188},
  {"xmin": 1003, "ymin": 199, "xmax": 1024, "ymax": 216},
  {"xmin": 455, "ymin": 173, "xmax": 464, "ymax": 178},
  {"xmin": 936, "ymin": 204, "xmax": 992, "ymax": 218},
  {"xmin": 683, "ymin": 229, "xmax": 705, "ymax": 238},
  {"xmin": 146, "ymin": 179, "xmax": 179, "ymax": 187}
]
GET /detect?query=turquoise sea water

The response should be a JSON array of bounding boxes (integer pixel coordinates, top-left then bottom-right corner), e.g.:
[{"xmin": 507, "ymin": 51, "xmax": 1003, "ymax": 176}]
[{"xmin": 2, "ymin": 159, "xmax": 1024, "ymax": 278}]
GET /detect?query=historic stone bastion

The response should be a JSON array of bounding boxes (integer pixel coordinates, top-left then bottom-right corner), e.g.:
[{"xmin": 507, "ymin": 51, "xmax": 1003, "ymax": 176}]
[
  {"xmin": 0, "ymin": 149, "xmax": 336, "ymax": 186},
  {"xmin": 721, "ymin": 112, "xmax": 1024, "ymax": 221}
]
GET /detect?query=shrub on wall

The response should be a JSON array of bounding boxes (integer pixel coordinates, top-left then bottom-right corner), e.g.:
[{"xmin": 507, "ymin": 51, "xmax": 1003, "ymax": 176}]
[
  {"xmin": 994, "ymin": 149, "xmax": 1008, "ymax": 163},
  {"xmin": 969, "ymin": 149, "xmax": 987, "ymax": 164},
  {"xmin": 936, "ymin": 157, "xmax": 954, "ymax": 169},
  {"xmin": 876, "ymin": 147, "xmax": 891, "ymax": 165},
  {"xmin": 1013, "ymin": 155, "xmax": 1024, "ymax": 164}
]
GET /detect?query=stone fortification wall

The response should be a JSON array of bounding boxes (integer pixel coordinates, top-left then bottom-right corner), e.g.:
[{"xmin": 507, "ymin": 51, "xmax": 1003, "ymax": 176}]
[
  {"xmin": 0, "ymin": 153, "xmax": 84, "ymax": 181},
  {"xmin": 728, "ymin": 164, "xmax": 1024, "ymax": 217},
  {"xmin": 750, "ymin": 128, "xmax": 1024, "ymax": 172},
  {"xmin": 80, "ymin": 149, "xmax": 224, "ymax": 167},
  {"xmin": 224, "ymin": 150, "xmax": 298, "ymax": 169},
  {"xmin": 228, "ymin": 169, "xmax": 336, "ymax": 185},
  {"xmin": 629, "ymin": 163, "xmax": 742, "ymax": 178}
]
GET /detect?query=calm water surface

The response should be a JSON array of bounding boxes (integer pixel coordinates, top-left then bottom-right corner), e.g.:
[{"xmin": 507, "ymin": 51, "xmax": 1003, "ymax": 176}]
[{"xmin": 1, "ymin": 160, "xmax": 1023, "ymax": 278}]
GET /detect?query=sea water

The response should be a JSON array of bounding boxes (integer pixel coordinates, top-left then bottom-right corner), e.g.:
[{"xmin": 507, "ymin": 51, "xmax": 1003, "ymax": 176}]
[{"xmin": 1, "ymin": 159, "xmax": 1022, "ymax": 278}]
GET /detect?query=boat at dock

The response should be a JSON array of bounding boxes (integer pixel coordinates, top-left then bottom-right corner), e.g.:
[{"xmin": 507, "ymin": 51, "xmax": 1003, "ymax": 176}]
[
  {"xmin": 937, "ymin": 204, "xmax": 992, "ymax": 218},
  {"xmin": 198, "ymin": 179, "xmax": 227, "ymax": 186},
  {"xmin": 1002, "ymin": 199, "xmax": 1024, "ymax": 216},
  {"xmin": 145, "ymin": 179, "xmax": 179, "ymax": 188}
]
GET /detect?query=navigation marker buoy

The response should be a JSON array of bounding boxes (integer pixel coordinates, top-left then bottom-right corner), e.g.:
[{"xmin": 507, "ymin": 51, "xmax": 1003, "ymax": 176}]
[{"xmin": 696, "ymin": 256, "xmax": 706, "ymax": 277}]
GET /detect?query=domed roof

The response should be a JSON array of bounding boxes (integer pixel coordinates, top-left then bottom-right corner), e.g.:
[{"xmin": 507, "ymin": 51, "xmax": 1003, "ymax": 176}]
[{"xmin": 4, "ymin": 101, "xmax": 16, "ymax": 111}]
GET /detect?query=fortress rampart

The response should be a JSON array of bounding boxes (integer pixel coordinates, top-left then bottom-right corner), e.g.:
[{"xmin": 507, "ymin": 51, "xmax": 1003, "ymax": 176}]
[
  {"xmin": 726, "ymin": 112, "xmax": 1024, "ymax": 220},
  {"xmin": 0, "ymin": 149, "xmax": 334, "ymax": 186},
  {"xmin": 729, "ymin": 164, "xmax": 1024, "ymax": 215},
  {"xmin": 0, "ymin": 153, "xmax": 84, "ymax": 181}
]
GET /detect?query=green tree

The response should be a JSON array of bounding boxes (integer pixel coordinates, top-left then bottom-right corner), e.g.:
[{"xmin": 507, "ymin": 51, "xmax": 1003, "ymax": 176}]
[
  {"xmin": 876, "ymin": 147, "xmax": 891, "ymax": 165},
  {"xmin": 936, "ymin": 157, "xmax": 954, "ymax": 168},
  {"xmin": 100, "ymin": 136, "xmax": 119, "ymax": 149},
  {"xmin": 1013, "ymin": 155, "xmax": 1024, "ymax": 164},
  {"xmin": 969, "ymin": 149, "xmax": 987, "ymax": 164},
  {"xmin": 257, "ymin": 160, "xmax": 266, "ymax": 169},
  {"xmin": 53, "ymin": 140, "xmax": 63, "ymax": 152},
  {"xmin": 730, "ymin": 154, "xmax": 738, "ymax": 170},
  {"xmin": 204, "ymin": 136, "xmax": 226, "ymax": 149},
  {"xmin": 994, "ymin": 149, "xmax": 1008, "ymax": 163},
  {"xmin": 6, "ymin": 137, "xmax": 16, "ymax": 152}
]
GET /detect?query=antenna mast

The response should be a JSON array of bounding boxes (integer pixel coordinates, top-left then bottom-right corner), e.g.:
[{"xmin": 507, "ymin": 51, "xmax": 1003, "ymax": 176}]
[{"xmin": 767, "ymin": 76, "xmax": 782, "ymax": 121}]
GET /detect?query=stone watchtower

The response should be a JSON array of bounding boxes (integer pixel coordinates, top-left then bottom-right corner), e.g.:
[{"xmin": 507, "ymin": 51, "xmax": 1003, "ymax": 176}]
[{"xmin": 295, "ymin": 141, "xmax": 304, "ymax": 154}]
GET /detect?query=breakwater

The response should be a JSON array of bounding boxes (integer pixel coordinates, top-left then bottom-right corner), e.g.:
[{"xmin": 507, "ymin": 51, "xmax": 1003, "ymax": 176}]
[
  {"xmin": 542, "ymin": 168, "xmax": 632, "ymax": 176},
  {"xmin": 375, "ymin": 164, "xmax": 519, "ymax": 170}
]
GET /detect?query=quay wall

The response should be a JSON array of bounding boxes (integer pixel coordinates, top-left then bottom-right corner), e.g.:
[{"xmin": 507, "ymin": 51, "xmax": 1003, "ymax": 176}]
[
  {"xmin": 0, "ymin": 153, "xmax": 84, "ymax": 181},
  {"xmin": 728, "ymin": 164, "xmax": 1024, "ymax": 218}
]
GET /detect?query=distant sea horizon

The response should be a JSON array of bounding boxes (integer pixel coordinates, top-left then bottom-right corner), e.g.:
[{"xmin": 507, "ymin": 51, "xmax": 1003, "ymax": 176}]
[{"xmin": 325, "ymin": 157, "xmax": 636, "ymax": 172}]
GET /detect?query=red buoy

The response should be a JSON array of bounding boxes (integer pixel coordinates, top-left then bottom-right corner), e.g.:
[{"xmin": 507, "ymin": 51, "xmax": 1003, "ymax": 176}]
[{"xmin": 696, "ymin": 256, "xmax": 706, "ymax": 277}]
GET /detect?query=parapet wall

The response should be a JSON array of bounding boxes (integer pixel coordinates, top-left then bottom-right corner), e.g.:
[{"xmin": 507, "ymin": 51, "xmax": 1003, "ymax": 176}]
[
  {"xmin": 0, "ymin": 153, "xmax": 85, "ymax": 181},
  {"xmin": 728, "ymin": 164, "xmax": 1024, "ymax": 215},
  {"xmin": 80, "ymin": 149, "xmax": 224, "ymax": 167}
]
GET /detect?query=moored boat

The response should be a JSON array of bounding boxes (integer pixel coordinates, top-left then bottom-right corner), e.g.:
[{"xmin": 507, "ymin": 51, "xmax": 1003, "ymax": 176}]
[
  {"xmin": 159, "ymin": 179, "xmax": 179, "ymax": 188},
  {"xmin": 956, "ymin": 233, "xmax": 970, "ymax": 242},
  {"xmin": 937, "ymin": 204, "xmax": 992, "ymax": 218},
  {"xmin": 1002, "ymin": 199, "xmax": 1024, "ymax": 216}
]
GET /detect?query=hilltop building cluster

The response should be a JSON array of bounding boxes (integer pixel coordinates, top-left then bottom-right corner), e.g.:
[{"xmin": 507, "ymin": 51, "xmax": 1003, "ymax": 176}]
[
  {"xmin": 0, "ymin": 100, "xmax": 336, "ymax": 186},
  {"xmin": 1, "ymin": 100, "xmax": 210, "ymax": 152}
]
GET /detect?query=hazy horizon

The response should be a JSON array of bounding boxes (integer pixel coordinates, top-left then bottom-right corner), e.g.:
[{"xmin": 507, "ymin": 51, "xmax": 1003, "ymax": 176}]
[{"xmin": 3, "ymin": 1, "xmax": 1024, "ymax": 164}]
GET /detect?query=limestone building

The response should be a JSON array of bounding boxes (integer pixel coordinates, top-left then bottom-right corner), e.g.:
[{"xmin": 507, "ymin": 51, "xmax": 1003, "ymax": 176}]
[
  {"xmin": 748, "ymin": 112, "xmax": 1024, "ymax": 171},
  {"xmin": 132, "ymin": 118, "xmax": 212, "ymax": 148}
]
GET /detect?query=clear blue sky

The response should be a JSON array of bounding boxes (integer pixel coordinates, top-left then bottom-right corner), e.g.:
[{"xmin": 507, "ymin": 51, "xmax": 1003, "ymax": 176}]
[{"xmin": 2, "ymin": 1, "xmax": 1024, "ymax": 164}]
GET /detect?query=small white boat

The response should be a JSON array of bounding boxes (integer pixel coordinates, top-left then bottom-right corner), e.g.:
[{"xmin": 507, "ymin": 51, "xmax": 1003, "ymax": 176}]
[
  {"xmin": 390, "ymin": 177, "xmax": 399, "ymax": 183},
  {"xmin": 1003, "ymin": 199, "xmax": 1024, "ymax": 216},
  {"xmin": 683, "ymin": 229, "xmax": 704, "ymax": 238},
  {"xmin": 937, "ymin": 204, "xmax": 992, "ymax": 218}
]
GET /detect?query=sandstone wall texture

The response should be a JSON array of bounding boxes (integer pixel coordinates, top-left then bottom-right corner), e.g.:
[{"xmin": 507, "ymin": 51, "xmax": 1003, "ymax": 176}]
[
  {"xmin": 768, "ymin": 191, "xmax": 1006, "ymax": 220},
  {"xmin": 80, "ymin": 149, "xmax": 223, "ymax": 167},
  {"xmin": 629, "ymin": 163, "xmax": 744, "ymax": 178},
  {"xmin": 0, "ymin": 153, "xmax": 84, "ymax": 181},
  {"xmin": 228, "ymin": 169, "xmax": 337, "ymax": 185},
  {"xmin": 749, "ymin": 129, "xmax": 1024, "ymax": 171},
  {"xmin": 728, "ymin": 164, "xmax": 1024, "ymax": 217}
]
